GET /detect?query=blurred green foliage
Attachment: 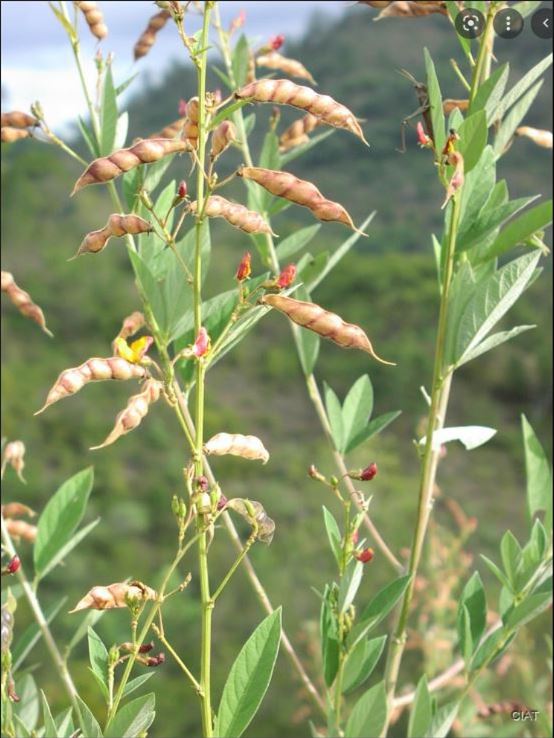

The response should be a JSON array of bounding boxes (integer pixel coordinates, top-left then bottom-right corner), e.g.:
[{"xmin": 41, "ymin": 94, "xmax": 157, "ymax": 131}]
[{"xmin": 1, "ymin": 6, "xmax": 551, "ymax": 737}]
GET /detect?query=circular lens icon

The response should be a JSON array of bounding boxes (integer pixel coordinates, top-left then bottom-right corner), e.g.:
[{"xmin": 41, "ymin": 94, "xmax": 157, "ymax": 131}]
[
  {"xmin": 455, "ymin": 8, "xmax": 485, "ymax": 39},
  {"xmin": 494, "ymin": 8, "xmax": 524, "ymax": 39}
]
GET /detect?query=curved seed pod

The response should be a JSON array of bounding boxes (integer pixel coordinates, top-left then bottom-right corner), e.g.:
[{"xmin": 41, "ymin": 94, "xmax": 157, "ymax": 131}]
[
  {"xmin": 183, "ymin": 97, "xmax": 199, "ymax": 150},
  {"xmin": 374, "ymin": 1, "xmax": 447, "ymax": 18},
  {"xmin": 75, "ymin": 214, "xmax": 153, "ymax": 257},
  {"xmin": 113, "ymin": 311, "xmax": 145, "ymax": 346},
  {"xmin": 189, "ymin": 196, "xmax": 275, "ymax": 235},
  {"xmin": 0, "ymin": 112, "xmax": 38, "ymax": 128},
  {"xmin": 204, "ymin": 432, "xmax": 270, "ymax": 463},
  {"xmin": 72, "ymin": 138, "xmax": 188, "ymax": 194},
  {"xmin": 1, "ymin": 502, "xmax": 35, "ymax": 519},
  {"xmin": 279, "ymin": 113, "xmax": 321, "ymax": 152},
  {"xmin": 74, "ymin": 1, "xmax": 108, "ymax": 40},
  {"xmin": 236, "ymin": 79, "xmax": 367, "ymax": 144},
  {"xmin": 69, "ymin": 581, "xmax": 157, "ymax": 613},
  {"xmin": 149, "ymin": 118, "xmax": 186, "ymax": 139},
  {"xmin": 239, "ymin": 167, "xmax": 361, "ymax": 232},
  {"xmin": 515, "ymin": 126, "xmax": 553, "ymax": 149},
  {"xmin": 261, "ymin": 293, "xmax": 395, "ymax": 365},
  {"xmin": 210, "ymin": 120, "xmax": 237, "ymax": 159},
  {"xmin": 134, "ymin": 10, "xmax": 171, "ymax": 60},
  {"xmin": 35, "ymin": 357, "xmax": 147, "ymax": 415},
  {"xmin": 90, "ymin": 380, "xmax": 162, "ymax": 450},
  {"xmin": 1, "ymin": 442, "xmax": 26, "ymax": 483},
  {"xmin": 442, "ymin": 99, "xmax": 469, "ymax": 115},
  {"xmin": 256, "ymin": 52, "xmax": 316, "ymax": 84},
  {"xmin": 5, "ymin": 519, "xmax": 37, "ymax": 543},
  {"xmin": 227, "ymin": 499, "xmax": 275, "ymax": 545},
  {"xmin": 1, "ymin": 128, "xmax": 31, "ymax": 143},
  {"xmin": 1, "ymin": 271, "xmax": 53, "ymax": 336}
]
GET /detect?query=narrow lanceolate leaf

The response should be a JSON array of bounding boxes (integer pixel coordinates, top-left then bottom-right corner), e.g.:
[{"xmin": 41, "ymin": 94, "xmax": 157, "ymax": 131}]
[
  {"xmin": 492, "ymin": 52, "xmax": 553, "ymax": 122},
  {"xmin": 505, "ymin": 587, "xmax": 553, "ymax": 630},
  {"xmin": 457, "ymin": 110, "xmax": 487, "ymax": 172},
  {"xmin": 40, "ymin": 691, "xmax": 58, "ymax": 738},
  {"xmin": 470, "ymin": 63, "xmax": 509, "ymax": 123},
  {"xmin": 322, "ymin": 506, "xmax": 342, "ymax": 565},
  {"xmin": 338, "ymin": 560, "xmax": 364, "ymax": 614},
  {"xmin": 456, "ymin": 325, "xmax": 535, "ymax": 367},
  {"xmin": 75, "ymin": 696, "xmax": 103, "ymax": 738},
  {"xmin": 12, "ymin": 598, "xmax": 66, "ymax": 671},
  {"xmin": 121, "ymin": 673, "xmax": 155, "ymax": 699},
  {"xmin": 424, "ymin": 48, "xmax": 445, "ymax": 154},
  {"xmin": 345, "ymin": 411, "xmax": 401, "ymax": 454},
  {"xmin": 276, "ymin": 224, "xmax": 321, "ymax": 260},
  {"xmin": 294, "ymin": 285, "xmax": 320, "ymax": 375},
  {"xmin": 494, "ymin": 81, "xmax": 543, "ymax": 156},
  {"xmin": 425, "ymin": 701, "xmax": 460, "ymax": 738},
  {"xmin": 88, "ymin": 627, "xmax": 109, "ymax": 696},
  {"xmin": 341, "ymin": 375, "xmax": 374, "ymax": 455},
  {"xmin": 320, "ymin": 587, "xmax": 340, "ymax": 687},
  {"xmin": 351, "ymin": 575, "xmax": 411, "ymax": 645},
  {"xmin": 455, "ymin": 251, "xmax": 541, "ymax": 363},
  {"xmin": 100, "ymin": 65, "xmax": 118, "ymax": 156},
  {"xmin": 34, "ymin": 467, "xmax": 94, "ymax": 579},
  {"xmin": 408, "ymin": 676, "xmax": 432, "ymax": 738},
  {"xmin": 457, "ymin": 572, "xmax": 487, "ymax": 657},
  {"xmin": 500, "ymin": 530, "xmax": 522, "ymax": 589},
  {"xmin": 421, "ymin": 426, "xmax": 496, "ymax": 451},
  {"xmin": 521, "ymin": 415, "xmax": 552, "ymax": 524},
  {"xmin": 345, "ymin": 681, "xmax": 387, "ymax": 738},
  {"xmin": 216, "ymin": 609, "xmax": 282, "ymax": 738},
  {"xmin": 105, "ymin": 693, "xmax": 156, "ymax": 738},
  {"xmin": 485, "ymin": 200, "xmax": 552, "ymax": 260},
  {"xmin": 343, "ymin": 635, "xmax": 387, "ymax": 694}
]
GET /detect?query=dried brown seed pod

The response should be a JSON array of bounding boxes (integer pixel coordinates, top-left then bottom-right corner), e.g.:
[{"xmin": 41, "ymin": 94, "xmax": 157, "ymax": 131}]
[
  {"xmin": 279, "ymin": 113, "xmax": 322, "ymax": 152},
  {"xmin": 69, "ymin": 581, "xmax": 157, "ymax": 613},
  {"xmin": 134, "ymin": 9, "xmax": 171, "ymax": 60},
  {"xmin": 256, "ymin": 52, "xmax": 316, "ymax": 85},
  {"xmin": 227, "ymin": 499, "xmax": 275, "ymax": 544},
  {"xmin": 374, "ymin": 0, "xmax": 447, "ymax": 18},
  {"xmin": 74, "ymin": 1, "xmax": 108, "ymax": 40},
  {"xmin": 442, "ymin": 99, "xmax": 469, "ymax": 115},
  {"xmin": 1, "ymin": 502, "xmax": 35, "ymax": 519},
  {"xmin": 261, "ymin": 294, "xmax": 395, "ymax": 364},
  {"xmin": 515, "ymin": 126, "xmax": 553, "ymax": 149},
  {"xmin": 72, "ymin": 138, "xmax": 188, "ymax": 194},
  {"xmin": 75, "ymin": 214, "xmax": 153, "ymax": 257},
  {"xmin": 149, "ymin": 118, "xmax": 186, "ymax": 139},
  {"xmin": 5, "ymin": 519, "xmax": 37, "ymax": 543},
  {"xmin": 113, "ymin": 311, "xmax": 146, "ymax": 346},
  {"xmin": 1, "ymin": 442, "xmax": 26, "ymax": 483},
  {"xmin": 0, "ymin": 112, "xmax": 38, "ymax": 128},
  {"xmin": 90, "ymin": 379, "xmax": 162, "ymax": 450},
  {"xmin": 183, "ymin": 97, "xmax": 199, "ymax": 150},
  {"xmin": 239, "ymin": 167, "xmax": 361, "ymax": 232},
  {"xmin": 1, "ymin": 128, "xmax": 31, "ymax": 143},
  {"xmin": 204, "ymin": 433, "xmax": 270, "ymax": 463},
  {"xmin": 189, "ymin": 196, "xmax": 275, "ymax": 235},
  {"xmin": 35, "ymin": 357, "xmax": 147, "ymax": 415},
  {"xmin": 1, "ymin": 271, "xmax": 53, "ymax": 336},
  {"xmin": 236, "ymin": 79, "xmax": 367, "ymax": 144},
  {"xmin": 210, "ymin": 120, "xmax": 237, "ymax": 160}
]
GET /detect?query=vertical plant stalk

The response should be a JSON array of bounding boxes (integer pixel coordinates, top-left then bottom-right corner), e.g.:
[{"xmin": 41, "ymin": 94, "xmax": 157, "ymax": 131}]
[
  {"xmin": 192, "ymin": 6, "xmax": 214, "ymax": 736},
  {"xmin": 469, "ymin": 3, "xmax": 497, "ymax": 106},
  {"xmin": 380, "ymin": 194, "xmax": 461, "ymax": 737},
  {"xmin": 0, "ymin": 516, "xmax": 79, "ymax": 711},
  {"xmin": 212, "ymin": 7, "xmax": 402, "ymax": 573}
]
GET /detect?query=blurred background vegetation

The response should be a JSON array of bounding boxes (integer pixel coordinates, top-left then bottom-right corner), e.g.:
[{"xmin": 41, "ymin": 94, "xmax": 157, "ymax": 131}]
[{"xmin": 1, "ymin": 4, "xmax": 552, "ymax": 737}]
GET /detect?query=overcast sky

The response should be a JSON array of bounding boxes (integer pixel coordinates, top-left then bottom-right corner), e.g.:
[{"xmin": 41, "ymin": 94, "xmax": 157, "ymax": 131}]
[{"xmin": 1, "ymin": 1, "xmax": 349, "ymax": 130}]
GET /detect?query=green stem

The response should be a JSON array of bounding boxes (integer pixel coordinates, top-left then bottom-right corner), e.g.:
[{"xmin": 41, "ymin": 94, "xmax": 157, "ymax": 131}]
[
  {"xmin": 212, "ymin": 535, "xmax": 255, "ymax": 602},
  {"xmin": 469, "ymin": 4, "xmax": 496, "ymax": 106},
  {"xmin": 380, "ymin": 194, "xmax": 462, "ymax": 737}
]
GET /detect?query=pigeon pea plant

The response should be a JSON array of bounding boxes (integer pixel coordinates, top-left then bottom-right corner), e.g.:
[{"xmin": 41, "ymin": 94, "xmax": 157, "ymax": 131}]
[{"xmin": 0, "ymin": 2, "xmax": 552, "ymax": 738}]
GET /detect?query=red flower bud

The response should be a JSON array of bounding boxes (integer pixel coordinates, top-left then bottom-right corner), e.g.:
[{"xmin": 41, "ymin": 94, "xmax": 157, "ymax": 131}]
[
  {"xmin": 416, "ymin": 121, "xmax": 431, "ymax": 147},
  {"xmin": 277, "ymin": 263, "xmax": 296, "ymax": 289},
  {"xmin": 236, "ymin": 251, "xmax": 252, "ymax": 281},
  {"xmin": 308, "ymin": 464, "xmax": 326, "ymax": 483},
  {"xmin": 217, "ymin": 493, "xmax": 228, "ymax": 511},
  {"xmin": 196, "ymin": 475, "xmax": 209, "ymax": 493},
  {"xmin": 193, "ymin": 327, "xmax": 210, "ymax": 357},
  {"xmin": 354, "ymin": 547, "xmax": 374, "ymax": 564},
  {"xmin": 229, "ymin": 9, "xmax": 246, "ymax": 34},
  {"xmin": 146, "ymin": 652, "xmax": 165, "ymax": 667},
  {"xmin": 178, "ymin": 180, "xmax": 188, "ymax": 199},
  {"xmin": 138, "ymin": 641, "xmax": 154, "ymax": 653},
  {"xmin": 178, "ymin": 99, "xmax": 187, "ymax": 117},
  {"xmin": 351, "ymin": 530, "xmax": 359, "ymax": 546},
  {"xmin": 269, "ymin": 34, "xmax": 285, "ymax": 50},
  {"xmin": 6, "ymin": 555, "xmax": 20, "ymax": 574},
  {"xmin": 361, "ymin": 462, "xmax": 378, "ymax": 481}
]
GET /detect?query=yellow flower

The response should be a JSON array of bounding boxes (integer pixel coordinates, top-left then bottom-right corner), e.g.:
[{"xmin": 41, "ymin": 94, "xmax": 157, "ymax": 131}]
[{"xmin": 113, "ymin": 335, "xmax": 153, "ymax": 363}]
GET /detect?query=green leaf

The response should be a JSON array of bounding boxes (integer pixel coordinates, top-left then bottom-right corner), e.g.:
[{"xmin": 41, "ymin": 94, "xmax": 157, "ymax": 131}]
[
  {"xmin": 470, "ymin": 63, "xmax": 509, "ymax": 123},
  {"xmin": 505, "ymin": 589, "xmax": 552, "ymax": 630},
  {"xmin": 78, "ymin": 116, "xmax": 99, "ymax": 157},
  {"xmin": 114, "ymin": 111, "xmax": 129, "ymax": 151},
  {"xmin": 128, "ymin": 247, "xmax": 167, "ymax": 336},
  {"xmin": 100, "ymin": 65, "xmax": 118, "ymax": 156},
  {"xmin": 456, "ymin": 325, "xmax": 535, "ymax": 367},
  {"xmin": 458, "ymin": 145, "xmax": 496, "ymax": 230},
  {"xmin": 455, "ymin": 251, "xmax": 541, "ymax": 362},
  {"xmin": 12, "ymin": 598, "xmax": 66, "ymax": 671},
  {"xmin": 75, "ymin": 696, "xmax": 103, "ymax": 738},
  {"xmin": 243, "ymin": 113, "xmax": 256, "ymax": 137},
  {"xmin": 457, "ymin": 195, "xmax": 539, "ymax": 252},
  {"xmin": 66, "ymin": 609, "xmax": 105, "ymax": 657},
  {"xmin": 320, "ymin": 588, "xmax": 340, "ymax": 687},
  {"xmin": 34, "ymin": 467, "xmax": 94, "ymax": 579},
  {"xmin": 486, "ymin": 200, "xmax": 552, "ymax": 260},
  {"xmin": 345, "ymin": 681, "xmax": 387, "ymax": 738},
  {"xmin": 41, "ymin": 691, "xmax": 58, "ymax": 738},
  {"xmin": 355, "ymin": 575, "xmax": 411, "ymax": 637},
  {"xmin": 343, "ymin": 635, "xmax": 387, "ymax": 694},
  {"xmin": 522, "ymin": 415, "xmax": 552, "ymax": 524},
  {"xmin": 280, "ymin": 129, "xmax": 335, "ymax": 165},
  {"xmin": 457, "ymin": 110, "xmax": 487, "ymax": 172},
  {"xmin": 212, "ymin": 64, "xmax": 232, "ymax": 90},
  {"xmin": 324, "ymin": 382, "xmax": 344, "ymax": 452},
  {"xmin": 259, "ymin": 129, "xmax": 281, "ymax": 172},
  {"xmin": 232, "ymin": 34, "xmax": 250, "ymax": 88},
  {"xmin": 276, "ymin": 224, "xmax": 321, "ymax": 260},
  {"xmin": 13, "ymin": 674, "xmax": 39, "ymax": 730},
  {"xmin": 345, "ymin": 411, "xmax": 401, "ymax": 454},
  {"xmin": 425, "ymin": 701, "xmax": 460, "ymax": 738},
  {"xmin": 458, "ymin": 572, "xmax": 487, "ymax": 655},
  {"xmin": 341, "ymin": 375, "xmax": 374, "ymax": 455},
  {"xmin": 493, "ymin": 52, "xmax": 552, "ymax": 122},
  {"xmin": 298, "ymin": 251, "xmax": 329, "ymax": 289},
  {"xmin": 297, "ymin": 317, "xmax": 320, "ymax": 375},
  {"xmin": 216, "ymin": 609, "xmax": 281, "ymax": 737},
  {"xmin": 122, "ymin": 167, "xmax": 142, "ymax": 211},
  {"xmin": 105, "ymin": 693, "xmax": 155, "ymax": 738},
  {"xmin": 458, "ymin": 604, "xmax": 473, "ymax": 661},
  {"xmin": 88, "ymin": 627, "xmax": 109, "ymax": 698},
  {"xmin": 500, "ymin": 530, "xmax": 522, "ymax": 589},
  {"xmin": 408, "ymin": 676, "xmax": 432, "ymax": 738},
  {"xmin": 338, "ymin": 560, "xmax": 364, "ymax": 614},
  {"xmin": 322, "ymin": 506, "xmax": 342, "ymax": 565},
  {"xmin": 115, "ymin": 73, "xmax": 138, "ymax": 97},
  {"xmin": 494, "ymin": 80, "xmax": 543, "ymax": 156},
  {"xmin": 121, "ymin": 673, "xmax": 155, "ymax": 699},
  {"xmin": 55, "ymin": 707, "xmax": 74, "ymax": 738},
  {"xmin": 13, "ymin": 715, "xmax": 32, "ymax": 738},
  {"xmin": 424, "ymin": 48, "xmax": 445, "ymax": 155},
  {"xmin": 210, "ymin": 98, "xmax": 250, "ymax": 130},
  {"xmin": 480, "ymin": 554, "xmax": 513, "ymax": 592}
]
